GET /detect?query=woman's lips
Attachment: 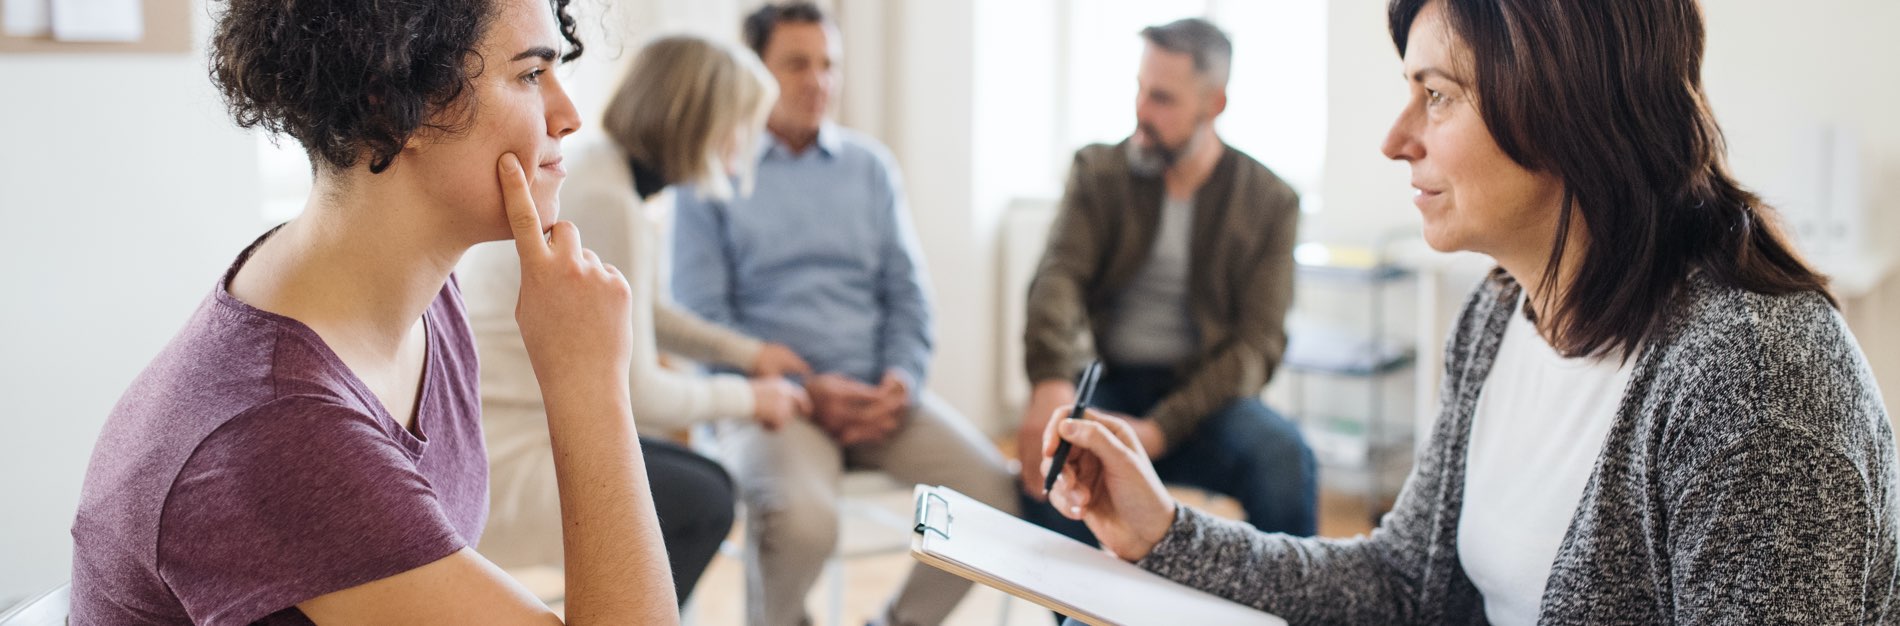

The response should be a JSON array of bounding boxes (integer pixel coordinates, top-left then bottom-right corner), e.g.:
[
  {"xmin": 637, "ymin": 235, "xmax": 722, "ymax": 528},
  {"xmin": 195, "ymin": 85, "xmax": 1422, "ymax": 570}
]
[{"xmin": 1412, "ymin": 184, "xmax": 1443, "ymax": 210}]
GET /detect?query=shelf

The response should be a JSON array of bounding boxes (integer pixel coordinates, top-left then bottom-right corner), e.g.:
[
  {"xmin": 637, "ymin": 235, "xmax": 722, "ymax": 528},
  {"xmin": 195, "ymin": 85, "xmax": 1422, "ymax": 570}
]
[
  {"xmin": 1283, "ymin": 330, "xmax": 1415, "ymax": 377},
  {"xmin": 1296, "ymin": 263, "xmax": 1413, "ymax": 284},
  {"xmin": 1284, "ymin": 349, "xmax": 1414, "ymax": 377},
  {"xmin": 1293, "ymin": 242, "xmax": 1415, "ymax": 284},
  {"xmin": 1280, "ymin": 243, "xmax": 1419, "ymax": 518}
]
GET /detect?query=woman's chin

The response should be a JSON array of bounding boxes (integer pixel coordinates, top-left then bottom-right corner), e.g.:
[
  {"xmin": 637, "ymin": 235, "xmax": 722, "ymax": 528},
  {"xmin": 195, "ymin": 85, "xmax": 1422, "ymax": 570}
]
[
  {"xmin": 535, "ymin": 194, "xmax": 562, "ymax": 224},
  {"xmin": 1420, "ymin": 223, "xmax": 1466, "ymax": 254}
]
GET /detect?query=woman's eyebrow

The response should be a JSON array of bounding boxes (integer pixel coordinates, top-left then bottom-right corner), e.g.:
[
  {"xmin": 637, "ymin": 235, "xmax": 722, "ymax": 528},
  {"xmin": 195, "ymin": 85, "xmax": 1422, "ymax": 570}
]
[
  {"xmin": 1407, "ymin": 66, "xmax": 1462, "ymax": 85},
  {"xmin": 512, "ymin": 46, "xmax": 558, "ymax": 62}
]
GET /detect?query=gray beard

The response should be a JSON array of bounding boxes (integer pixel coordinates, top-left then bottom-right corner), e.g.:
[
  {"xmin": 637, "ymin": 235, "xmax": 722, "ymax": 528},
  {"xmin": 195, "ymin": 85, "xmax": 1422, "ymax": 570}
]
[
  {"xmin": 1126, "ymin": 140, "xmax": 1172, "ymax": 177},
  {"xmin": 1126, "ymin": 121, "xmax": 1205, "ymax": 177}
]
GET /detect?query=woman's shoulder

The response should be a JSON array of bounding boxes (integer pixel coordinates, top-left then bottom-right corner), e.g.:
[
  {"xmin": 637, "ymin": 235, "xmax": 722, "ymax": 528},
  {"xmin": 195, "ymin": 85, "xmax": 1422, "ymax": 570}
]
[
  {"xmin": 1643, "ymin": 273, "xmax": 1885, "ymax": 453},
  {"xmin": 1651, "ymin": 273, "xmax": 1859, "ymax": 390},
  {"xmin": 184, "ymin": 396, "xmax": 406, "ymax": 479},
  {"xmin": 76, "ymin": 333, "xmax": 384, "ymax": 557},
  {"xmin": 148, "ymin": 395, "xmax": 468, "ymax": 625}
]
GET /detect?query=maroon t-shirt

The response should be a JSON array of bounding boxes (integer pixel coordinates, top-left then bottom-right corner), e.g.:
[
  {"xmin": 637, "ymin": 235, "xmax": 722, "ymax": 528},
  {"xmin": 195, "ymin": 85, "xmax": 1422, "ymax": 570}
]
[{"xmin": 70, "ymin": 236, "xmax": 488, "ymax": 625}]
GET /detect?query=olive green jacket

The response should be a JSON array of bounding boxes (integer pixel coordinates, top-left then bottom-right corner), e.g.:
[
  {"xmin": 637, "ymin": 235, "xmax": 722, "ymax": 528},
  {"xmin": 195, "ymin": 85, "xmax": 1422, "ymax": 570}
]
[{"xmin": 1023, "ymin": 140, "xmax": 1299, "ymax": 447}]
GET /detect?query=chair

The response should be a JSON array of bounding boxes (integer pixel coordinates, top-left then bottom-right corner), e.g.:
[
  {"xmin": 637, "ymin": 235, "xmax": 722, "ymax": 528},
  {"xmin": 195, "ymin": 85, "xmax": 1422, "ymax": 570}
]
[
  {"xmin": 692, "ymin": 468, "xmax": 916, "ymax": 626},
  {"xmin": 820, "ymin": 469, "xmax": 924, "ymax": 626},
  {"xmin": 688, "ymin": 419, "xmax": 1015, "ymax": 626},
  {"xmin": 0, "ymin": 583, "xmax": 68, "ymax": 626}
]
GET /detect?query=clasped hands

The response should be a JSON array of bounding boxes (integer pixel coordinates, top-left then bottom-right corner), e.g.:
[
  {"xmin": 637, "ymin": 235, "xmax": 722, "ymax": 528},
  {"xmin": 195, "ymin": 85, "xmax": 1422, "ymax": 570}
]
[
  {"xmin": 805, "ymin": 369, "xmax": 912, "ymax": 445},
  {"xmin": 743, "ymin": 344, "xmax": 907, "ymax": 445}
]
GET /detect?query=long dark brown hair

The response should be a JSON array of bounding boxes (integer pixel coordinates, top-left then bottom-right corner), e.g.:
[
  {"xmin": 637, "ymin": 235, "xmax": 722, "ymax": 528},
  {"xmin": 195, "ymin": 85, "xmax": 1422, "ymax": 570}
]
[{"xmin": 1388, "ymin": 0, "xmax": 1833, "ymax": 359}]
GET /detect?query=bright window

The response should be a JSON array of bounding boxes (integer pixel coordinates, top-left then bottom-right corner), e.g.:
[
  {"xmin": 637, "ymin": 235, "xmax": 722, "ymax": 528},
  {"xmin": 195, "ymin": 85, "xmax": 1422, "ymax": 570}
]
[{"xmin": 1059, "ymin": 0, "xmax": 1327, "ymax": 210}]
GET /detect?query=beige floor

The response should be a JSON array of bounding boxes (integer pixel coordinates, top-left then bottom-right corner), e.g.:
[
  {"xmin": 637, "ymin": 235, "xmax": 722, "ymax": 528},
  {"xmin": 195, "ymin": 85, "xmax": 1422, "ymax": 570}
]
[{"xmin": 514, "ymin": 444, "xmax": 1379, "ymax": 626}]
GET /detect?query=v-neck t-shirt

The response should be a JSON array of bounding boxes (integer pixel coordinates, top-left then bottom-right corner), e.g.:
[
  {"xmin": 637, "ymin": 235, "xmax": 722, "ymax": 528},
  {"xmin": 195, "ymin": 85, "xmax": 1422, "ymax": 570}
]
[{"xmin": 70, "ymin": 232, "xmax": 488, "ymax": 625}]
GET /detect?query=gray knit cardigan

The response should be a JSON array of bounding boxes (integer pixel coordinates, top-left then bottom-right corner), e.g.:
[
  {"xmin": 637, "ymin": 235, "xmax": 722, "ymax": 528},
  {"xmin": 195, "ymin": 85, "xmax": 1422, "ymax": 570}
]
[{"xmin": 1138, "ymin": 272, "xmax": 1898, "ymax": 624}]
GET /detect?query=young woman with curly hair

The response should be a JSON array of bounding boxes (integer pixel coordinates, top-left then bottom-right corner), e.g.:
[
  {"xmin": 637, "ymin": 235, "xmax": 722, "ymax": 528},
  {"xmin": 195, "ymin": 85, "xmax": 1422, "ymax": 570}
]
[{"xmin": 68, "ymin": 0, "xmax": 681, "ymax": 623}]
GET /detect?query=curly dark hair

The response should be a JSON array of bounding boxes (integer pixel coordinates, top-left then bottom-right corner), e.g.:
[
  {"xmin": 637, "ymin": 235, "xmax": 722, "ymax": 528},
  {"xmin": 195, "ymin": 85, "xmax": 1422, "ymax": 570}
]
[{"xmin": 210, "ymin": 0, "xmax": 584, "ymax": 174}]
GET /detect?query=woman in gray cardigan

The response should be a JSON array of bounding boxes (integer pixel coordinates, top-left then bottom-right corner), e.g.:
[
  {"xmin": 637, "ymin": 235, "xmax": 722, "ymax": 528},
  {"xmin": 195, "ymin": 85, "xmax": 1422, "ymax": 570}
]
[{"xmin": 1038, "ymin": 0, "xmax": 1896, "ymax": 624}]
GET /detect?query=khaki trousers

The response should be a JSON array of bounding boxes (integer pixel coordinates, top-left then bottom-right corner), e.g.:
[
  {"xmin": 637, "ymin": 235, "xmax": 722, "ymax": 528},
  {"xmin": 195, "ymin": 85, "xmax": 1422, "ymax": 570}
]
[{"xmin": 715, "ymin": 391, "xmax": 1019, "ymax": 626}]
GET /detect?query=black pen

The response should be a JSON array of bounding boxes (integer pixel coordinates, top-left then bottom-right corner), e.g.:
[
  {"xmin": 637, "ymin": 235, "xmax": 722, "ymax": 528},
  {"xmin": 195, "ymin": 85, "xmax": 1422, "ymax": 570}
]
[{"xmin": 1043, "ymin": 361, "xmax": 1103, "ymax": 496}]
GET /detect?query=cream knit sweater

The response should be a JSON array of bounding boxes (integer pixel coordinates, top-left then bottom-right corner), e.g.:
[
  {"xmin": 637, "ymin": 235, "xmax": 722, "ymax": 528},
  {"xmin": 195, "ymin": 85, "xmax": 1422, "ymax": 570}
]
[{"xmin": 458, "ymin": 139, "xmax": 762, "ymax": 435}]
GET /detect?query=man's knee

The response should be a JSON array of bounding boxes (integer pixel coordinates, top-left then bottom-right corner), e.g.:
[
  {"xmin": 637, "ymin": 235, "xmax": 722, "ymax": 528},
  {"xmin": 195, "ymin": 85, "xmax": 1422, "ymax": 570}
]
[
  {"xmin": 935, "ymin": 455, "xmax": 1019, "ymax": 515},
  {"xmin": 1166, "ymin": 398, "xmax": 1315, "ymax": 500},
  {"xmin": 1205, "ymin": 398, "xmax": 1310, "ymax": 459},
  {"xmin": 747, "ymin": 485, "xmax": 840, "ymax": 562},
  {"xmin": 891, "ymin": 392, "xmax": 1020, "ymax": 514}
]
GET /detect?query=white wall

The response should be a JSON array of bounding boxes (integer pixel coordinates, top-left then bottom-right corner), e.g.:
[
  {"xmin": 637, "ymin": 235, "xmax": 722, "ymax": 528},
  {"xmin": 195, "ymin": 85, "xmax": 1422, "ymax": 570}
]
[
  {"xmin": 1699, "ymin": 0, "xmax": 1900, "ymax": 406},
  {"xmin": 1309, "ymin": 0, "xmax": 1415, "ymax": 248},
  {"xmin": 1310, "ymin": 0, "xmax": 1900, "ymax": 252},
  {"xmin": 876, "ymin": 0, "xmax": 1064, "ymax": 433},
  {"xmin": 0, "ymin": 8, "xmax": 263, "ymax": 599},
  {"xmin": 883, "ymin": 2, "xmax": 991, "ymax": 428},
  {"xmin": 553, "ymin": 0, "xmax": 751, "ymax": 148}
]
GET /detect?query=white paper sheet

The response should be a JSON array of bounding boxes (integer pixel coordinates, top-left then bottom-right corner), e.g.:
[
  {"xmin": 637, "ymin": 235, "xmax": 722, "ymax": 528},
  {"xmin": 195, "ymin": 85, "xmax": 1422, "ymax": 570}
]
[
  {"xmin": 3, "ymin": 0, "xmax": 51, "ymax": 37},
  {"xmin": 50, "ymin": 0, "xmax": 140, "ymax": 42}
]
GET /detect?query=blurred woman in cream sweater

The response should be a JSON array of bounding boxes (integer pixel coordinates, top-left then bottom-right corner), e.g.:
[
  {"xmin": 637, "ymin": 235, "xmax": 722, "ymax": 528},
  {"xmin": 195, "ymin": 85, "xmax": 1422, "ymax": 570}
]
[{"xmin": 459, "ymin": 34, "xmax": 810, "ymax": 605}]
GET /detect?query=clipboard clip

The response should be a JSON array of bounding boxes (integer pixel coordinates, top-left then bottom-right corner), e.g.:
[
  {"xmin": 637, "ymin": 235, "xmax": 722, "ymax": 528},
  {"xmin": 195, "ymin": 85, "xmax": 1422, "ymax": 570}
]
[{"xmin": 913, "ymin": 490, "xmax": 952, "ymax": 540}]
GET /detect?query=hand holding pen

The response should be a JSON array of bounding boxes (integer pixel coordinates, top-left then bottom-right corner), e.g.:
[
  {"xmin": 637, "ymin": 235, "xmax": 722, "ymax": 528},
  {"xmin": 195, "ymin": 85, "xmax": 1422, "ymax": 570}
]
[
  {"xmin": 1043, "ymin": 361, "xmax": 1102, "ymax": 495},
  {"xmin": 1038, "ymin": 362, "xmax": 1178, "ymax": 561}
]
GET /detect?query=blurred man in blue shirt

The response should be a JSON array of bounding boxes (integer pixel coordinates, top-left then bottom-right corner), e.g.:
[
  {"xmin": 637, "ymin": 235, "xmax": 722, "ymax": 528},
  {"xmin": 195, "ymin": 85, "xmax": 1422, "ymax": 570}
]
[{"xmin": 671, "ymin": 4, "xmax": 1017, "ymax": 625}]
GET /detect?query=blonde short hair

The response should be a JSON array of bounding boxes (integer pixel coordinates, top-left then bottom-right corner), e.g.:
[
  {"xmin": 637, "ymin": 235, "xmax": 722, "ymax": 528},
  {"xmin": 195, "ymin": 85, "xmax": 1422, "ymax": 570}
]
[{"xmin": 601, "ymin": 35, "xmax": 777, "ymax": 200}]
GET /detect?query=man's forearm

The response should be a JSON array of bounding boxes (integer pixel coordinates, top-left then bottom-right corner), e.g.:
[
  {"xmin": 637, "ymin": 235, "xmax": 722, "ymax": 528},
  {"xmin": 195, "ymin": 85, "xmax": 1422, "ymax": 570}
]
[
  {"xmin": 1145, "ymin": 340, "xmax": 1277, "ymax": 446},
  {"xmin": 1023, "ymin": 276, "xmax": 1093, "ymax": 384}
]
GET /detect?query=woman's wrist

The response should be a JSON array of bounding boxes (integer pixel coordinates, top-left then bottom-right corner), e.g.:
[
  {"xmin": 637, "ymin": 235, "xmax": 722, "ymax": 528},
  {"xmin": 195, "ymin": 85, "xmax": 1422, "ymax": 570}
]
[
  {"xmin": 538, "ymin": 371, "xmax": 632, "ymax": 423},
  {"xmin": 1131, "ymin": 501, "xmax": 1186, "ymax": 563}
]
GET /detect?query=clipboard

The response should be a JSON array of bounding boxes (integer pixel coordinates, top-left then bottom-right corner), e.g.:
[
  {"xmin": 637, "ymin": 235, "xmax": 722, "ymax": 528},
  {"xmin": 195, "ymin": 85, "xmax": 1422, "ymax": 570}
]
[{"xmin": 910, "ymin": 485, "xmax": 1286, "ymax": 626}]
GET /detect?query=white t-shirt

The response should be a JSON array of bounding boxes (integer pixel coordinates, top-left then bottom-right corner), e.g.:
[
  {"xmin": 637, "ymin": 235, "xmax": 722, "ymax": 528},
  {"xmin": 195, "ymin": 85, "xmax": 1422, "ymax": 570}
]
[{"xmin": 1458, "ymin": 297, "xmax": 1637, "ymax": 626}]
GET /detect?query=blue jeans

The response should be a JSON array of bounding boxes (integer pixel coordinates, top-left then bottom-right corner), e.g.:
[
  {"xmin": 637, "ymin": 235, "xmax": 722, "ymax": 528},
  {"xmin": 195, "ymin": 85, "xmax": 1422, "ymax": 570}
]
[{"xmin": 1020, "ymin": 364, "xmax": 1319, "ymax": 543}]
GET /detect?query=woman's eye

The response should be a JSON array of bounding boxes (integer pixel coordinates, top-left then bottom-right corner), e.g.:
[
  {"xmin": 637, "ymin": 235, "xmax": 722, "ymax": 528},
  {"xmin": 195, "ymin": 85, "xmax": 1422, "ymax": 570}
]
[
  {"xmin": 1426, "ymin": 89, "xmax": 1445, "ymax": 106},
  {"xmin": 522, "ymin": 68, "xmax": 546, "ymax": 85}
]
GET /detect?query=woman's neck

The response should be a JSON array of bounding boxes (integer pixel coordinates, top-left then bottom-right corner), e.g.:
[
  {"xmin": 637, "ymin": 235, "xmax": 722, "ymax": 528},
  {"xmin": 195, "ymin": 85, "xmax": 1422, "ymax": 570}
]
[
  {"xmin": 230, "ymin": 171, "xmax": 466, "ymax": 358},
  {"xmin": 1494, "ymin": 222, "xmax": 1590, "ymax": 343}
]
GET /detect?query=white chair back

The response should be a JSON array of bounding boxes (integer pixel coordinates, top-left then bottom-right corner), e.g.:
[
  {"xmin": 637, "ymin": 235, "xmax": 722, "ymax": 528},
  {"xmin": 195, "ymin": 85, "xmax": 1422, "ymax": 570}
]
[{"xmin": 0, "ymin": 584, "xmax": 68, "ymax": 626}]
